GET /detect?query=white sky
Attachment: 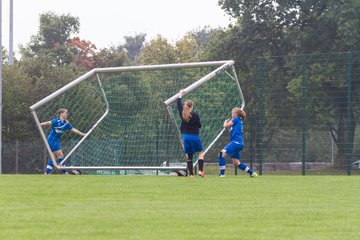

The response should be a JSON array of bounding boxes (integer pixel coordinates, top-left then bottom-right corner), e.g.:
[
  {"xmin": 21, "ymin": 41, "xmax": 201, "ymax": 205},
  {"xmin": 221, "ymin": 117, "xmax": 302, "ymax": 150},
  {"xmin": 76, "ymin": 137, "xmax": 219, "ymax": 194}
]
[{"xmin": 1, "ymin": 0, "xmax": 234, "ymax": 54}]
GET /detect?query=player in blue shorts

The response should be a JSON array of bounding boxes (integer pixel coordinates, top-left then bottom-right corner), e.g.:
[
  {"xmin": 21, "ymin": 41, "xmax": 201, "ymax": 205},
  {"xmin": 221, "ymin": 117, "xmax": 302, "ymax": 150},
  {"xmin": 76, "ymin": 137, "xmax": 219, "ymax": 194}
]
[
  {"xmin": 40, "ymin": 108, "xmax": 86, "ymax": 174},
  {"xmin": 177, "ymin": 90, "xmax": 206, "ymax": 177},
  {"xmin": 218, "ymin": 107, "xmax": 257, "ymax": 177}
]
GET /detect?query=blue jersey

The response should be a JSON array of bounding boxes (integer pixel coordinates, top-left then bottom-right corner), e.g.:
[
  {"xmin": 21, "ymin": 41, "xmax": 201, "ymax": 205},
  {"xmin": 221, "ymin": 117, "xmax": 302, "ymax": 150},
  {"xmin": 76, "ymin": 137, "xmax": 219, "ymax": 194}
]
[
  {"xmin": 230, "ymin": 117, "xmax": 243, "ymax": 144},
  {"xmin": 47, "ymin": 118, "xmax": 73, "ymax": 143}
]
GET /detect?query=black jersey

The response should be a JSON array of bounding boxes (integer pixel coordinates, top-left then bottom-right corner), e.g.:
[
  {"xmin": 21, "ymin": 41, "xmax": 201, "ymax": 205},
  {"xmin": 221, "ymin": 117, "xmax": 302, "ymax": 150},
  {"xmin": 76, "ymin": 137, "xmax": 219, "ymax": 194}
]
[{"xmin": 177, "ymin": 98, "xmax": 201, "ymax": 135}]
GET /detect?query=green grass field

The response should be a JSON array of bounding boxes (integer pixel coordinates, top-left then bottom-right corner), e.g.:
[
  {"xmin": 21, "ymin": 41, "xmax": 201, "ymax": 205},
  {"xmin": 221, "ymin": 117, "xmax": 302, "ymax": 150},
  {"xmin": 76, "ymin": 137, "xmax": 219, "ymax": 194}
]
[{"xmin": 0, "ymin": 175, "xmax": 359, "ymax": 240}]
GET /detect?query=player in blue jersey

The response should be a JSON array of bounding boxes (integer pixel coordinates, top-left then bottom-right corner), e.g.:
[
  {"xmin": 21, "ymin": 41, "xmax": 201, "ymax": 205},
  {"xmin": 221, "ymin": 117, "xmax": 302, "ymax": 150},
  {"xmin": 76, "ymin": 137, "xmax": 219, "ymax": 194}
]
[
  {"xmin": 40, "ymin": 108, "xmax": 86, "ymax": 174},
  {"xmin": 177, "ymin": 90, "xmax": 206, "ymax": 177},
  {"xmin": 218, "ymin": 107, "xmax": 257, "ymax": 177}
]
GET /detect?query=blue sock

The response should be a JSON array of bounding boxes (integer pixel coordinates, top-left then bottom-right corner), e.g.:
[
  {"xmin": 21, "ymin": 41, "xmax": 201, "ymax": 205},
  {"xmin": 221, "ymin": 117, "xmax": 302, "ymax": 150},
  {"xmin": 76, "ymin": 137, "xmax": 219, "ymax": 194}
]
[
  {"xmin": 238, "ymin": 162, "xmax": 253, "ymax": 175},
  {"xmin": 218, "ymin": 154, "xmax": 226, "ymax": 176},
  {"xmin": 45, "ymin": 160, "xmax": 53, "ymax": 174}
]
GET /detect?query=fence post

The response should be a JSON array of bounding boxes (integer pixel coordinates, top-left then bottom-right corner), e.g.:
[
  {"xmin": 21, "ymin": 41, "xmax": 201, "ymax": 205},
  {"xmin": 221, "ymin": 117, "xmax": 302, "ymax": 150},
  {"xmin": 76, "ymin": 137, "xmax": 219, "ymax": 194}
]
[
  {"xmin": 250, "ymin": 116, "xmax": 255, "ymax": 170},
  {"xmin": 15, "ymin": 140, "xmax": 19, "ymax": 174},
  {"xmin": 301, "ymin": 56, "xmax": 307, "ymax": 176},
  {"xmin": 257, "ymin": 57, "xmax": 265, "ymax": 175},
  {"xmin": 346, "ymin": 52, "xmax": 353, "ymax": 175}
]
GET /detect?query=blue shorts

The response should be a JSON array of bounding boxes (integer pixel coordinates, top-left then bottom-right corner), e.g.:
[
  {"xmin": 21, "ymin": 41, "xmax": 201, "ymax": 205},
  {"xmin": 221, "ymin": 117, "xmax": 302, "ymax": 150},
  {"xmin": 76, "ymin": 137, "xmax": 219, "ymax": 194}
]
[
  {"xmin": 48, "ymin": 140, "xmax": 61, "ymax": 152},
  {"xmin": 223, "ymin": 141, "xmax": 244, "ymax": 159},
  {"xmin": 182, "ymin": 134, "xmax": 203, "ymax": 155}
]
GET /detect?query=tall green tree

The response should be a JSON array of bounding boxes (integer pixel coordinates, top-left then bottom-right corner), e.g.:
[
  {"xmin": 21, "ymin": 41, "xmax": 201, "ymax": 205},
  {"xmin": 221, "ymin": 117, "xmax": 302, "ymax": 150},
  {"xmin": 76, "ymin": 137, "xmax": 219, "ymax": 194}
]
[
  {"xmin": 96, "ymin": 47, "xmax": 130, "ymax": 68},
  {"xmin": 2, "ymin": 54, "xmax": 80, "ymax": 142},
  {"xmin": 2, "ymin": 64, "xmax": 32, "ymax": 141},
  {"xmin": 175, "ymin": 34, "xmax": 199, "ymax": 62},
  {"xmin": 19, "ymin": 11, "xmax": 80, "ymax": 66},
  {"xmin": 138, "ymin": 35, "xmax": 176, "ymax": 65}
]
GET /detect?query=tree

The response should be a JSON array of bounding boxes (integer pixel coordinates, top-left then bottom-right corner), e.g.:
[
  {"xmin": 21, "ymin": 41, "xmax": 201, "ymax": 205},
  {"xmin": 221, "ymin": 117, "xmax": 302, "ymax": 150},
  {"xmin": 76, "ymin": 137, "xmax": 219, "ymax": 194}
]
[
  {"xmin": 68, "ymin": 37, "xmax": 98, "ymax": 70},
  {"xmin": 215, "ymin": 0, "xmax": 360, "ymax": 166},
  {"xmin": 118, "ymin": 33, "xmax": 146, "ymax": 62},
  {"xmin": 138, "ymin": 35, "xmax": 176, "ymax": 65},
  {"xmin": 2, "ymin": 64, "xmax": 32, "ymax": 141},
  {"xmin": 19, "ymin": 11, "xmax": 80, "ymax": 66},
  {"xmin": 96, "ymin": 46, "xmax": 130, "ymax": 68},
  {"xmin": 175, "ymin": 34, "xmax": 199, "ymax": 62},
  {"xmin": 188, "ymin": 26, "xmax": 222, "ymax": 49},
  {"xmin": 1, "ymin": 53, "xmax": 80, "ymax": 142},
  {"xmin": 273, "ymin": 0, "xmax": 360, "ymax": 166}
]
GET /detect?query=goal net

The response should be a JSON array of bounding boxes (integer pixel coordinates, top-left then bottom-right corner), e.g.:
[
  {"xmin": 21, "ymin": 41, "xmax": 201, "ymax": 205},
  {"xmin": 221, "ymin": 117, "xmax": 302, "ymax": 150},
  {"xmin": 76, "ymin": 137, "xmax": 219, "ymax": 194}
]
[{"xmin": 30, "ymin": 61, "xmax": 244, "ymax": 174}]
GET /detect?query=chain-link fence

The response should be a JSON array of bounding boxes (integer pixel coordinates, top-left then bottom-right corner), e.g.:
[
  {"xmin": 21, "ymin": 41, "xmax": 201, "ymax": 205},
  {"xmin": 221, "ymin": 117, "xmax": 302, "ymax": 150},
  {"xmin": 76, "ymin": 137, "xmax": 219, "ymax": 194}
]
[
  {"xmin": 3, "ymin": 52, "xmax": 360, "ymax": 175},
  {"xmin": 251, "ymin": 52, "xmax": 360, "ymax": 175},
  {"xmin": 2, "ymin": 141, "xmax": 47, "ymax": 174}
]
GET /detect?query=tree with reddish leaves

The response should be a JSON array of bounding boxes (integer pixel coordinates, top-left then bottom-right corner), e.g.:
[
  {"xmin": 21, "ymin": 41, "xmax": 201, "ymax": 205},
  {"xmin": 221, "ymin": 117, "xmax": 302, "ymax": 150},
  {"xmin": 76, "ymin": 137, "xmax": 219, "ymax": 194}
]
[{"xmin": 68, "ymin": 37, "xmax": 99, "ymax": 70}]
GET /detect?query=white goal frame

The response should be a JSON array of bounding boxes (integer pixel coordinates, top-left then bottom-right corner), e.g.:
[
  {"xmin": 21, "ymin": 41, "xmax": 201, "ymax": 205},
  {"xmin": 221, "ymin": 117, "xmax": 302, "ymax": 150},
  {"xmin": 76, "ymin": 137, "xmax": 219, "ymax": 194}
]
[
  {"xmin": 163, "ymin": 60, "xmax": 245, "ymax": 167},
  {"xmin": 30, "ymin": 60, "xmax": 244, "ymax": 172}
]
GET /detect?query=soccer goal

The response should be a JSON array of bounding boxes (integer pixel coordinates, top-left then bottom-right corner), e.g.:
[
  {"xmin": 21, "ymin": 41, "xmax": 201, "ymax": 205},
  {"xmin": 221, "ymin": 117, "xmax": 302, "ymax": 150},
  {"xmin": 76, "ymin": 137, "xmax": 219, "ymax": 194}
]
[
  {"xmin": 29, "ymin": 60, "xmax": 244, "ymax": 174},
  {"xmin": 163, "ymin": 61, "xmax": 244, "ymax": 168}
]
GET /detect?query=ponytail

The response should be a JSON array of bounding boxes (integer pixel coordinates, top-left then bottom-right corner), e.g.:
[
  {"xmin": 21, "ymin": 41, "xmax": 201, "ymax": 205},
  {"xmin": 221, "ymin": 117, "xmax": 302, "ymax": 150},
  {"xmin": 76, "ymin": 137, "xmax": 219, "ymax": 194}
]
[
  {"xmin": 182, "ymin": 100, "xmax": 193, "ymax": 122},
  {"xmin": 233, "ymin": 107, "xmax": 246, "ymax": 120}
]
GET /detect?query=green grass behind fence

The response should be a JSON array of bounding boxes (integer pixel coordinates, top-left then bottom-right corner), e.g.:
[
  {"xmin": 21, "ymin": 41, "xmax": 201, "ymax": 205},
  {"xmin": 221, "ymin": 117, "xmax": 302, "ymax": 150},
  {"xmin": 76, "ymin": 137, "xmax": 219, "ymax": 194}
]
[{"xmin": 0, "ymin": 175, "xmax": 359, "ymax": 240}]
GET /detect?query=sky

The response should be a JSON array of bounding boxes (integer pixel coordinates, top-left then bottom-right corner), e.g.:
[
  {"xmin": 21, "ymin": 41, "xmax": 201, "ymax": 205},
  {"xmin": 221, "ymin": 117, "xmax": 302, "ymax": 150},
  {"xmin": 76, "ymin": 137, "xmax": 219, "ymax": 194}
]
[{"xmin": 1, "ymin": 0, "xmax": 234, "ymax": 54}]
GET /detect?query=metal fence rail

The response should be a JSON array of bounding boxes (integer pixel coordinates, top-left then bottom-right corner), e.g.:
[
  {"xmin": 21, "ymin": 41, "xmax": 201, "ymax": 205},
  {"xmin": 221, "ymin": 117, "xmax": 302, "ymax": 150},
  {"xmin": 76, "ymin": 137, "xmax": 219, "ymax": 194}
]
[{"xmin": 255, "ymin": 52, "xmax": 360, "ymax": 175}]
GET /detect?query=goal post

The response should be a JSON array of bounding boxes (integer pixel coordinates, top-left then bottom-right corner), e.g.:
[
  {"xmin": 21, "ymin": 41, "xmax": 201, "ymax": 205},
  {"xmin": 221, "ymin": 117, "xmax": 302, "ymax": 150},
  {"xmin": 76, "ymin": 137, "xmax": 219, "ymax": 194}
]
[
  {"xmin": 30, "ymin": 60, "xmax": 244, "ymax": 173},
  {"xmin": 163, "ymin": 61, "xmax": 245, "ymax": 167}
]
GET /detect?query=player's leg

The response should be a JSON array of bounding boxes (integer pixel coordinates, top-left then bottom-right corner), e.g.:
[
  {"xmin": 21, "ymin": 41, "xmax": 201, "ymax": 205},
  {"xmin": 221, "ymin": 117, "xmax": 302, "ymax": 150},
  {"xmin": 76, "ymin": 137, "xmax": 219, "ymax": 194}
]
[
  {"xmin": 232, "ymin": 158, "xmax": 257, "ymax": 177},
  {"xmin": 226, "ymin": 142, "xmax": 256, "ymax": 177},
  {"xmin": 186, "ymin": 153, "xmax": 194, "ymax": 176},
  {"xmin": 45, "ymin": 158, "xmax": 54, "ymax": 174},
  {"xmin": 193, "ymin": 136, "xmax": 205, "ymax": 177},
  {"xmin": 183, "ymin": 134, "xmax": 195, "ymax": 176},
  {"xmin": 54, "ymin": 148, "xmax": 81, "ymax": 175},
  {"xmin": 220, "ymin": 141, "xmax": 242, "ymax": 177},
  {"xmin": 54, "ymin": 150, "xmax": 68, "ymax": 174},
  {"xmin": 218, "ymin": 150, "xmax": 227, "ymax": 177},
  {"xmin": 45, "ymin": 141, "xmax": 59, "ymax": 174},
  {"xmin": 197, "ymin": 151, "xmax": 206, "ymax": 177}
]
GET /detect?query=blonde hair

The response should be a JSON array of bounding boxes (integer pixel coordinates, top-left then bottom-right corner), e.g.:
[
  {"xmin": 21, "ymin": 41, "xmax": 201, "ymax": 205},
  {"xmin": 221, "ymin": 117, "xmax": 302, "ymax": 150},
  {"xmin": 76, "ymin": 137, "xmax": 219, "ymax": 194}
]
[
  {"xmin": 57, "ymin": 108, "xmax": 68, "ymax": 117},
  {"xmin": 182, "ymin": 100, "xmax": 193, "ymax": 122},
  {"xmin": 233, "ymin": 107, "xmax": 246, "ymax": 120}
]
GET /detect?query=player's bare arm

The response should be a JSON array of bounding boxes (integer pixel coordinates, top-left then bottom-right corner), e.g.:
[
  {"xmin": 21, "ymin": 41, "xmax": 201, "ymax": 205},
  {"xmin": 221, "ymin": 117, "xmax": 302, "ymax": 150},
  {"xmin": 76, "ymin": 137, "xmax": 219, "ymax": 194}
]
[
  {"xmin": 71, "ymin": 128, "xmax": 86, "ymax": 137},
  {"xmin": 223, "ymin": 118, "xmax": 233, "ymax": 128},
  {"xmin": 40, "ymin": 121, "xmax": 52, "ymax": 127}
]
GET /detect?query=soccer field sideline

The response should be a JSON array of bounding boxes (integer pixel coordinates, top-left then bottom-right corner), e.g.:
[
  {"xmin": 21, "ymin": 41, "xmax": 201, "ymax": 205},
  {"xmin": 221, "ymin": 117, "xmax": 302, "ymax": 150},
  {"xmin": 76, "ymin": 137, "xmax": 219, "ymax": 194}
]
[{"xmin": 0, "ymin": 175, "xmax": 359, "ymax": 240}]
